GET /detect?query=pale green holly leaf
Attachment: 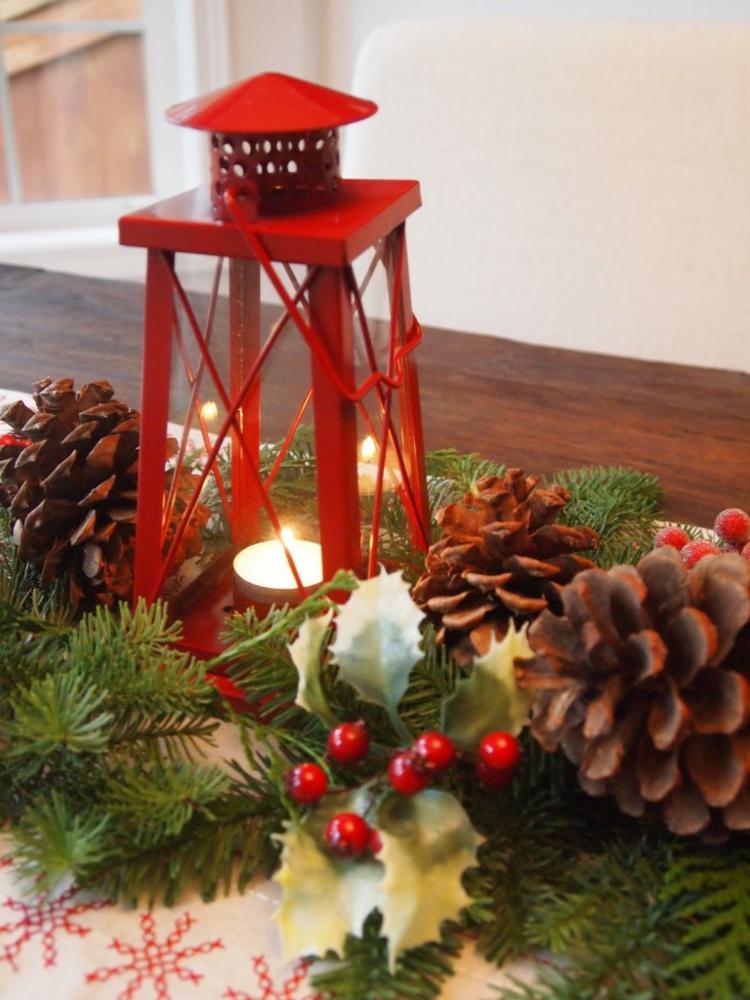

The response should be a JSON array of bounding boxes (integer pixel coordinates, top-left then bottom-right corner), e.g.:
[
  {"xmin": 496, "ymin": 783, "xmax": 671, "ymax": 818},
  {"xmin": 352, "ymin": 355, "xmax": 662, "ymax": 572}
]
[
  {"xmin": 288, "ymin": 609, "xmax": 334, "ymax": 723},
  {"xmin": 273, "ymin": 788, "xmax": 481, "ymax": 970},
  {"xmin": 273, "ymin": 821, "xmax": 383, "ymax": 962},
  {"xmin": 376, "ymin": 789, "xmax": 482, "ymax": 971},
  {"xmin": 330, "ymin": 569, "xmax": 424, "ymax": 715},
  {"xmin": 441, "ymin": 621, "xmax": 535, "ymax": 751}
]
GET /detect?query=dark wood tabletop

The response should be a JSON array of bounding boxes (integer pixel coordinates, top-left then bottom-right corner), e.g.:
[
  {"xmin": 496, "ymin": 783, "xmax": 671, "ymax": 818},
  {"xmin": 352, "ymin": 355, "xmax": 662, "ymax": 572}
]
[{"xmin": 0, "ymin": 263, "xmax": 747, "ymax": 527}]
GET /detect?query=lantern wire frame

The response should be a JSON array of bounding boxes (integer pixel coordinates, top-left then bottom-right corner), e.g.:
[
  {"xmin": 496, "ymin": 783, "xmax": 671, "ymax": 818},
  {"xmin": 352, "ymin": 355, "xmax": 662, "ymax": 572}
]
[{"xmin": 146, "ymin": 199, "xmax": 429, "ymax": 610}]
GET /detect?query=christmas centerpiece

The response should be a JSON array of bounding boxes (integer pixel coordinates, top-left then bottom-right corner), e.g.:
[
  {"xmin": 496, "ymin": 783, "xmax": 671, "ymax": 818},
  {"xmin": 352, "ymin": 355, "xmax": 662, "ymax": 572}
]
[{"xmin": 1, "ymin": 72, "xmax": 750, "ymax": 1000}]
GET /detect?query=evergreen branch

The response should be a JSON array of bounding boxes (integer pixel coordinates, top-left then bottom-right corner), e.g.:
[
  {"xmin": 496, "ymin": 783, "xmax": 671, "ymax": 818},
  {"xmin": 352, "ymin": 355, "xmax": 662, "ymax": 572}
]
[
  {"xmin": 103, "ymin": 761, "xmax": 231, "ymax": 845},
  {"xmin": 553, "ymin": 466, "xmax": 663, "ymax": 568},
  {"xmin": 2, "ymin": 671, "xmax": 113, "ymax": 764},
  {"xmin": 662, "ymin": 845, "xmax": 750, "ymax": 999},
  {"xmin": 311, "ymin": 911, "xmax": 462, "ymax": 1000},
  {"xmin": 65, "ymin": 600, "xmax": 221, "ymax": 756},
  {"xmin": 88, "ymin": 797, "xmax": 279, "ymax": 908},
  {"xmin": 0, "ymin": 508, "xmax": 72, "ymax": 631},
  {"xmin": 68, "ymin": 600, "xmax": 187, "ymax": 689},
  {"xmin": 213, "ymin": 569, "xmax": 358, "ymax": 673},
  {"xmin": 106, "ymin": 712, "xmax": 220, "ymax": 761},
  {"xmin": 11, "ymin": 791, "xmax": 111, "ymax": 893}
]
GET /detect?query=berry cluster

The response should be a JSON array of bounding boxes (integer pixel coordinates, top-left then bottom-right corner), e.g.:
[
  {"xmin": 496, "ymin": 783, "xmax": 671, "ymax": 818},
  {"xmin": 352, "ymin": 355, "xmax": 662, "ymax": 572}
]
[
  {"xmin": 284, "ymin": 721, "xmax": 522, "ymax": 859},
  {"xmin": 387, "ymin": 731, "xmax": 456, "ymax": 795},
  {"xmin": 653, "ymin": 507, "xmax": 750, "ymax": 567}
]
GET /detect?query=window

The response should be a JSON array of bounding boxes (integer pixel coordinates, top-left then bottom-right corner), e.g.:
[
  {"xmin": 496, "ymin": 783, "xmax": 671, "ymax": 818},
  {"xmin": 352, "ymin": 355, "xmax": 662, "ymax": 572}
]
[
  {"xmin": 0, "ymin": 0, "xmax": 153, "ymax": 203},
  {"xmin": 0, "ymin": 0, "xmax": 229, "ymax": 278}
]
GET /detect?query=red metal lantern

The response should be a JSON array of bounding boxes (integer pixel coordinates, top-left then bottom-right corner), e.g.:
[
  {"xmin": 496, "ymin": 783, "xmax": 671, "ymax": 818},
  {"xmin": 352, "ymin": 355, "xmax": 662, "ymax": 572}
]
[{"xmin": 119, "ymin": 73, "xmax": 430, "ymax": 657}]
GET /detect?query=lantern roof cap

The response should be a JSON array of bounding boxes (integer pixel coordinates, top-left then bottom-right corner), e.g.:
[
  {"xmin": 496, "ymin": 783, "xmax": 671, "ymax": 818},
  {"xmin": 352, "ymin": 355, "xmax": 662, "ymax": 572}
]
[{"xmin": 166, "ymin": 72, "xmax": 377, "ymax": 134}]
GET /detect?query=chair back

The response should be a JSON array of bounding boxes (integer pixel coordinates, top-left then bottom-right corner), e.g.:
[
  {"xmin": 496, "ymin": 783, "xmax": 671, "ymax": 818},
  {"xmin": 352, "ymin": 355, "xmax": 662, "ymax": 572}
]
[{"xmin": 345, "ymin": 18, "xmax": 750, "ymax": 371}]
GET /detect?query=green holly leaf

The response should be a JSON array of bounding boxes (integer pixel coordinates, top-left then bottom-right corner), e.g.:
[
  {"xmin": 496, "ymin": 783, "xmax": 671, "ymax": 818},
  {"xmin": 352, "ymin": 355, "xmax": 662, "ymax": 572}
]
[
  {"xmin": 441, "ymin": 621, "xmax": 535, "ymax": 751},
  {"xmin": 330, "ymin": 569, "xmax": 424, "ymax": 726},
  {"xmin": 376, "ymin": 789, "xmax": 482, "ymax": 970},
  {"xmin": 273, "ymin": 788, "xmax": 481, "ymax": 970},
  {"xmin": 287, "ymin": 610, "xmax": 335, "ymax": 724},
  {"xmin": 273, "ymin": 820, "xmax": 383, "ymax": 961}
]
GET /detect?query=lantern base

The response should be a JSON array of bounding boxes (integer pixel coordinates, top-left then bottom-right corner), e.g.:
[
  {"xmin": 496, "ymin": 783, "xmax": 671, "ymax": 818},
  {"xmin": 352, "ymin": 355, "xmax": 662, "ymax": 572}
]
[
  {"xmin": 172, "ymin": 551, "xmax": 319, "ymax": 658},
  {"xmin": 171, "ymin": 555, "xmax": 319, "ymax": 711},
  {"xmin": 168, "ymin": 550, "xmax": 233, "ymax": 657},
  {"xmin": 169, "ymin": 564, "xmax": 247, "ymax": 710}
]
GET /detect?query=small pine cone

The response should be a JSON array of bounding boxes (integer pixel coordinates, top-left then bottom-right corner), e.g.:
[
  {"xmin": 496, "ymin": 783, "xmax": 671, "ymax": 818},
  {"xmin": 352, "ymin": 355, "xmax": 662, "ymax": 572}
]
[
  {"xmin": 412, "ymin": 469, "xmax": 598, "ymax": 663},
  {"xmin": 0, "ymin": 379, "xmax": 208, "ymax": 607},
  {"xmin": 517, "ymin": 547, "xmax": 750, "ymax": 840}
]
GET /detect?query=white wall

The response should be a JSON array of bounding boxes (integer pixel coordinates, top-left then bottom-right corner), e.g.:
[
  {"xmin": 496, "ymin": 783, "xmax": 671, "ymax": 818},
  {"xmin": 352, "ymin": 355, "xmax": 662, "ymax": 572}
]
[
  {"xmin": 228, "ymin": 0, "xmax": 750, "ymax": 88},
  {"xmin": 227, "ymin": 0, "xmax": 324, "ymax": 83}
]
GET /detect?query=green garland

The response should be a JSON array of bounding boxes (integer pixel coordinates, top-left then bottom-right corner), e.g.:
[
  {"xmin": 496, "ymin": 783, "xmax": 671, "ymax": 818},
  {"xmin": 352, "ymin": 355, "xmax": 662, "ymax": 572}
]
[{"xmin": 1, "ymin": 451, "xmax": 748, "ymax": 999}]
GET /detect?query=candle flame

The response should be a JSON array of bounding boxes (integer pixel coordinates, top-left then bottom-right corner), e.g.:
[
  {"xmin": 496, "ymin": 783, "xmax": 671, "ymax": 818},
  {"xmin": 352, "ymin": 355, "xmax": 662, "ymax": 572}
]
[
  {"xmin": 280, "ymin": 527, "xmax": 296, "ymax": 545},
  {"xmin": 361, "ymin": 435, "xmax": 377, "ymax": 461},
  {"xmin": 200, "ymin": 400, "xmax": 219, "ymax": 422}
]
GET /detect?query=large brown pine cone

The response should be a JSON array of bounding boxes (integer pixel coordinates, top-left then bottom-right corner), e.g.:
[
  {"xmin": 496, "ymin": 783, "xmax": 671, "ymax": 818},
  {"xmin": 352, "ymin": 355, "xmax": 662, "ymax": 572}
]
[
  {"xmin": 0, "ymin": 378, "xmax": 207, "ymax": 606},
  {"xmin": 412, "ymin": 469, "xmax": 599, "ymax": 663},
  {"xmin": 517, "ymin": 547, "xmax": 750, "ymax": 840}
]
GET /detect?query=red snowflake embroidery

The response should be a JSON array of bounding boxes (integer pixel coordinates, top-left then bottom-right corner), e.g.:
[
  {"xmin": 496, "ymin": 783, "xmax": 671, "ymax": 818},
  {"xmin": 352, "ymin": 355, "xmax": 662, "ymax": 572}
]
[
  {"xmin": 225, "ymin": 956, "xmax": 322, "ymax": 1000},
  {"xmin": 0, "ymin": 884, "xmax": 109, "ymax": 971},
  {"xmin": 86, "ymin": 911, "xmax": 223, "ymax": 999}
]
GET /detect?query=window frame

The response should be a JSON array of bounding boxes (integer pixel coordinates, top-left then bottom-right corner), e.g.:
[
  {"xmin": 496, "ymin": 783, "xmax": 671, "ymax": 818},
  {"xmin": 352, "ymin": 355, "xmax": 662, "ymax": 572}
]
[{"xmin": 0, "ymin": 0, "xmax": 231, "ymax": 276}]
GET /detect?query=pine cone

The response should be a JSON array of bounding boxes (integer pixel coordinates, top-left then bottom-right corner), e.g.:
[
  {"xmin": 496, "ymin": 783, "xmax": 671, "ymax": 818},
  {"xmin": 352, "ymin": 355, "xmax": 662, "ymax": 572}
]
[
  {"xmin": 412, "ymin": 469, "xmax": 599, "ymax": 663},
  {"xmin": 517, "ymin": 547, "xmax": 750, "ymax": 840},
  {"xmin": 0, "ymin": 378, "xmax": 207, "ymax": 607}
]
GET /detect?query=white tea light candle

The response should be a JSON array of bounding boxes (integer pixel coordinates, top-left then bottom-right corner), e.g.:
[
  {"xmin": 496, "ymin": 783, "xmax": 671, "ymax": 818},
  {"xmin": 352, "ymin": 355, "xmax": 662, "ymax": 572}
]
[
  {"xmin": 233, "ymin": 527, "xmax": 323, "ymax": 607},
  {"xmin": 200, "ymin": 399, "xmax": 219, "ymax": 423},
  {"xmin": 358, "ymin": 435, "xmax": 398, "ymax": 496}
]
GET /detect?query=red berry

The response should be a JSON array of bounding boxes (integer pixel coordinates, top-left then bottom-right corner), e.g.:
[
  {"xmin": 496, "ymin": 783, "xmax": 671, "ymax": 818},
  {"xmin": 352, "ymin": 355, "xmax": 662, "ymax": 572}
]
[
  {"xmin": 478, "ymin": 731, "xmax": 521, "ymax": 774},
  {"xmin": 327, "ymin": 721, "xmax": 370, "ymax": 764},
  {"xmin": 285, "ymin": 762, "xmax": 328, "ymax": 804},
  {"xmin": 325, "ymin": 812, "xmax": 371, "ymax": 858},
  {"xmin": 387, "ymin": 751, "xmax": 429, "ymax": 795},
  {"xmin": 368, "ymin": 828, "xmax": 383, "ymax": 855},
  {"xmin": 413, "ymin": 731, "xmax": 455, "ymax": 772},
  {"xmin": 0, "ymin": 433, "xmax": 29, "ymax": 448},
  {"xmin": 653, "ymin": 525, "xmax": 690, "ymax": 551},
  {"xmin": 475, "ymin": 759, "xmax": 515, "ymax": 789},
  {"xmin": 680, "ymin": 539, "xmax": 721, "ymax": 569},
  {"xmin": 715, "ymin": 508, "xmax": 750, "ymax": 546}
]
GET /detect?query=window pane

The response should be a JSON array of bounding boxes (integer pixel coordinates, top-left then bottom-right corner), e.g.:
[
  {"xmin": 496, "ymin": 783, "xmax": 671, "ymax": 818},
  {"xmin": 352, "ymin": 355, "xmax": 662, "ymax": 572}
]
[
  {"xmin": 0, "ymin": 122, "xmax": 8, "ymax": 201},
  {"xmin": 0, "ymin": 0, "xmax": 141, "ymax": 24},
  {"xmin": 3, "ymin": 28, "xmax": 151, "ymax": 201}
]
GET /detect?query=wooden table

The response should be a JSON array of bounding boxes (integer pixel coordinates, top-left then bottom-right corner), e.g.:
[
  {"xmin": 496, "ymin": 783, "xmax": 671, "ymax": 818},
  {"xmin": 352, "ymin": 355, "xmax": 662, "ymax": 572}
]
[{"xmin": 0, "ymin": 263, "xmax": 747, "ymax": 527}]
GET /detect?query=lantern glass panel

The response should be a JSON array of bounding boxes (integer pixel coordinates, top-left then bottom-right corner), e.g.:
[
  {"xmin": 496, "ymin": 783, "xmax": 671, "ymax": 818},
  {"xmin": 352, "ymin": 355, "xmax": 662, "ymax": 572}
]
[
  {"xmin": 350, "ymin": 244, "xmax": 422, "ymax": 574},
  {"xmin": 161, "ymin": 255, "xmax": 232, "ymax": 603},
  {"xmin": 158, "ymin": 252, "xmax": 331, "ymax": 618},
  {"xmin": 158, "ymin": 233, "xmax": 425, "ymax": 612}
]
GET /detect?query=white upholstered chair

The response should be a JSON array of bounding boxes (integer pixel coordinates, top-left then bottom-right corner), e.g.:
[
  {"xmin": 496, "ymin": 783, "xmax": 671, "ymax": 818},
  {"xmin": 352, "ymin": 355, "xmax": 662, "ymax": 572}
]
[{"xmin": 344, "ymin": 18, "xmax": 750, "ymax": 373}]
